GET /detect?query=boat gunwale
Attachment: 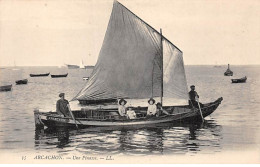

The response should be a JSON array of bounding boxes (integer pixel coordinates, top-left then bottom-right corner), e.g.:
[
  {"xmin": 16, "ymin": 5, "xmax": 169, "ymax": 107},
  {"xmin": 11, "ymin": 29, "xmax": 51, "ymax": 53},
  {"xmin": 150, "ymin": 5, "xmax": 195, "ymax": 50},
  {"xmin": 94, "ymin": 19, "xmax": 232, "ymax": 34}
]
[{"xmin": 38, "ymin": 97, "xmax": 222, "ymax": 122}]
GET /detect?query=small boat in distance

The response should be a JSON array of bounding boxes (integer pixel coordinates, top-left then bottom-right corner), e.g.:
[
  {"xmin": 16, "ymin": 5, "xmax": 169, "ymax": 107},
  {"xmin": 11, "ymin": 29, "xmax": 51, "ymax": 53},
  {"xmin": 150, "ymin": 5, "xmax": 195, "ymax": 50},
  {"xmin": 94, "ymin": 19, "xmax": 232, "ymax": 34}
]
[
  {"xmin": 79, "ymin": 60, "xmax": 85, "ymax": 69},
  {"xmin": 30, "ymin": 73, "xmax": 50, "ymax": 77},
  {"xmin": 83, "ymin": 77, "xmax": 89, "ymax": 81},
  {"xmin": 84, "ymin": 65, "xmax": 95, "ymax": 69},
  {"xmin": 0, "ymin": 84, "xmax": 12, "ymax": 92},
  {"xmin": 66, "ymin": 64, "xmax": 79, "ymax": 69},
  {"xmin": 231, "ymin": 76, "xmax": 247, "ymax": 83},
  {"xmin": 224, "ymin": 64, "xmax": 233, "ymax": 76},
  {"xmin": 12, "ymin": 61, "xmax": 19, "ymax": 71},
  {"xmin": 16, "ymin": 79, "xmax": 28, "ymax": 85},
  {"xmin": 51, "ymin": 73, "xmax": 68, "ymax": 78},
  {"xmin": 214, "ymin": 62, "xmax": 221, "ymax": 68}
]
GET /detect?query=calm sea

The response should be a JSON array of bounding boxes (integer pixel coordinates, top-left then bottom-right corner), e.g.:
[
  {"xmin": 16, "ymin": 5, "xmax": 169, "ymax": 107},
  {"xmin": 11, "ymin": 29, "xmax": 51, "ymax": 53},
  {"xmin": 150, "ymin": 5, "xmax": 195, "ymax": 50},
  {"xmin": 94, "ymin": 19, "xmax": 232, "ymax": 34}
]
[{"xmin": 0, "ymin": 65, "xmax": 259, "ymax": 157}]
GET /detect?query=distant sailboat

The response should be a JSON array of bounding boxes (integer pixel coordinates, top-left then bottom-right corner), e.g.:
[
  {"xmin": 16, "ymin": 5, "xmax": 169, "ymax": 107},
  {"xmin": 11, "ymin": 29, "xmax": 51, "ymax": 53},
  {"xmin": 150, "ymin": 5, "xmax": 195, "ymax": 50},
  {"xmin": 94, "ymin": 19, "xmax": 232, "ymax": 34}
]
[
  {"xmin": 224, "ymin": 64, "xmax": 233, "ymax": 76},
  {"xmin": 79, "ymin": 60, "xmax": 85, "ymax": 69},
  {"xmin": 214, "ymin": 62, "xmax": 221, "ymax": 68},
  {"xmin": 58, "ymin": 64, "xmax": 65, "ymax": 68},
  {"xmin": 12, "ymin": 61, "xmax": 19, "ymax": 70}
]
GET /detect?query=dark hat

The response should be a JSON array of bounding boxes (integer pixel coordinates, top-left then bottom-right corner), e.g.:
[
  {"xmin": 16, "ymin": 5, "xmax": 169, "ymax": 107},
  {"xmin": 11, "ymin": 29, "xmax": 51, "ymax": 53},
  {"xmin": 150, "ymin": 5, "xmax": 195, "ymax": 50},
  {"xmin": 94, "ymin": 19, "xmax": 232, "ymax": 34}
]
[
  {"xmin": 148, "ymin": 98, "xmax": 155, "ymax": 104},
  {"xmin": 119, "ymin": 98, "xmax": 127, "ymax": 105},
  {"xmin": 190, "ymin": 85, "xmax": 195, "ymax": 88},
  {"xmin": 59, "ymin": 93, "xmax": 65, "ymax": 97},
  {"xmin": 156, "ymin": 102, "xmax": 162, "ymax": 107}
]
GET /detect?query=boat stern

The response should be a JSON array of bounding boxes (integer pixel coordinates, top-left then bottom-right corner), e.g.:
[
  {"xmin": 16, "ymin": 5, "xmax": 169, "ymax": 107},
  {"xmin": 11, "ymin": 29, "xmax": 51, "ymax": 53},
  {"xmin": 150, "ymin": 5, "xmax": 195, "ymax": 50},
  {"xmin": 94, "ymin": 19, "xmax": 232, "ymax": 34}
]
[{"xmin": 34, "ymin": 109, "xmax": 44, "ymax": 129}]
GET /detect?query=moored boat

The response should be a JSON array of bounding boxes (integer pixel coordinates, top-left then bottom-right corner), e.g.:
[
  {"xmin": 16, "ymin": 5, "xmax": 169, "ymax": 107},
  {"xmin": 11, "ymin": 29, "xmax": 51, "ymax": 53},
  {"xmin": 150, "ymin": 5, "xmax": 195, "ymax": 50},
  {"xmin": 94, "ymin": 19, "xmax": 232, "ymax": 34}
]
[
  {"xmin": 66, "ymin": 64, "xmax": 79, "ymax": 69},
  {"xmin": 51, "ymin": 73, "xmax": 68, "ymax": 78},
  {"xmin": 231, "ymin": 76, "xmax": 247, "ymax": 83},
  {"xmin": 15, "ymin": 79, "xmax": 28, "ymax": 85},
  {"xmin": 224, "ymin": 64, "xmax": 233, "ymax": 76},
  {"xmin": 83, "ymin": 77, "xmax": 89, "ymax": 81},
  {"xmin": 30, "ymin": 73, "xmax": 50, "ymax": 77},
  {"xmin": 0, "ymin": 84, "xmax": 12, "ymax": 91},
  {"xmin": 84, "ymin": 66, "xmax": 95, "ymax": 69}
]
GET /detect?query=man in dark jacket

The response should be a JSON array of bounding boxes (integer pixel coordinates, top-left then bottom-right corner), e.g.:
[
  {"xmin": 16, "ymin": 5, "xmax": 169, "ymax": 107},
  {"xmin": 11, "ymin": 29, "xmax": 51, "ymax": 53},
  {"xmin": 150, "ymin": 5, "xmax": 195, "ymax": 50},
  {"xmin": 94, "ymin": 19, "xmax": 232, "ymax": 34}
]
[
  {"xmin": 188, "ymin": 85, "xmax": 203, "ymax": 108},
  {"xmin": 56, "ymin": 93, "xmax": 70, "ymax": 117}
]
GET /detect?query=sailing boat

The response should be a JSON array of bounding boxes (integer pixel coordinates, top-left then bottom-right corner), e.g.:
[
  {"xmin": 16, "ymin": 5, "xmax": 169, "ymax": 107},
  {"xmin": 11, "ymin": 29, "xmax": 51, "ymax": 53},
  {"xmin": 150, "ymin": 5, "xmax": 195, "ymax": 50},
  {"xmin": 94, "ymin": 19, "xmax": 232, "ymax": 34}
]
[
  {"xmin": 224, "ymin": 64, "xmax": 233, "ymax": 76},
  {"xmin": 214, "ymin": 62, "xmax": 221, "ymax": 68},
  {"xmin": 34, "ymin": 1, "xmax": 223, "ymax": 129},
  {"xmin": 79, "ymin": 60, "xmax": 85, "ymax": 69},
  {"xmin": 12, "ymin": 61, "xmax": 19, "ymax": 70}
]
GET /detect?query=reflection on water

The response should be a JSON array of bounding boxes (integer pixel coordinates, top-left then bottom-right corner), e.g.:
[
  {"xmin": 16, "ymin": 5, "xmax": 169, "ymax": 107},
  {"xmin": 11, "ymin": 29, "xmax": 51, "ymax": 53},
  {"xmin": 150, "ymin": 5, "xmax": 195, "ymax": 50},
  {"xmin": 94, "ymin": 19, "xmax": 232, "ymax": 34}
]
[
  {"xmin": 34, "ymin": 120, "xmax": 222, "ymax": 155},
  {"xmin": 1, "ymin": 66, "xmax": 259, "ymax": 156}
]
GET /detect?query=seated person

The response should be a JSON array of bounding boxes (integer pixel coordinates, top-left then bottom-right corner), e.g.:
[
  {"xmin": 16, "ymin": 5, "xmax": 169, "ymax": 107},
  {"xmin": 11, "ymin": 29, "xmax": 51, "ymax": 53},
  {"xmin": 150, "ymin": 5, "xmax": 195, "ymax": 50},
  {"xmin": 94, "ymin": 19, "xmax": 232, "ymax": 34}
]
[
  {"xmin": 118, "ymin": 98, "xmax": 127, "ymax": 117},
  {"xmin": 156, "ymin": 102, "xmax": 170, "ymax": 117},
  {"xmin": 146, "ymin": 98, "xmax": 157, "ymax": 117},
  {"xmin": 126, "ymin": 107, "xmax": 137, "ymax": 119}
]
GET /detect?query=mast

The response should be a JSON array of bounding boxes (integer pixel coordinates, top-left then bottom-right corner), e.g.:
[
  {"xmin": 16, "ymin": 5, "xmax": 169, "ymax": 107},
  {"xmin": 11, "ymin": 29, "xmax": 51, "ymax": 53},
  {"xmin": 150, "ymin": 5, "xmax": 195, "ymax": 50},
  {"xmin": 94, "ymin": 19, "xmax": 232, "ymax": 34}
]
[
  {"xmin": 160, "ymin": 28, "xmax": 163, "ymax": 105},
  {"xmin": 152, "ymin": 61, "xmax": 154, "ymax": 97}
]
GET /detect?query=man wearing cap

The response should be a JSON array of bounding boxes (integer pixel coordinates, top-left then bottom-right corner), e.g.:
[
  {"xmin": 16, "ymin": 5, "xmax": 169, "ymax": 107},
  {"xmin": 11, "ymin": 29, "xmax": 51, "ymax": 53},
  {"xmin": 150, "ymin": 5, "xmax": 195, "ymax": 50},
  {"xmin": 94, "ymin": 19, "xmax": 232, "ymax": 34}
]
[
  {"xmin": 56, "ymin": 93, "xmax": 70, "ymax": 117},
  {"xmin": 188, "ymin": 85, "xmax": 202, "ymax": 108}
]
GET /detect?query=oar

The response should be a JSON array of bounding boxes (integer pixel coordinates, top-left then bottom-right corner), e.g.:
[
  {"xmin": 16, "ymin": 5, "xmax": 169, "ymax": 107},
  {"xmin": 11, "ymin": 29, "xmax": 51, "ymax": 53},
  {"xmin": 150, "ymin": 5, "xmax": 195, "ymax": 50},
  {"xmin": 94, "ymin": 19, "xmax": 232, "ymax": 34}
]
[
  {"xmin": 196, "ymin": 97, "xmax": 204, "ymax": 122},
  {"xmin": 67, "ymin": 104, "xmax": 78, "ymax": 129}
]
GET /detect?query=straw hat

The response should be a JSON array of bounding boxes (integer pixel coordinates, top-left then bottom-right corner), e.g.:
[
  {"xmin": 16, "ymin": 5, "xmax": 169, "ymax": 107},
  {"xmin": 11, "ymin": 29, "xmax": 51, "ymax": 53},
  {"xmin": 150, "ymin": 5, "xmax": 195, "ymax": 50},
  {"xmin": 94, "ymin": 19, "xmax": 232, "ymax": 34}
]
[
  {"xmin": 119, "ymin": 98, "xmax": 127, "ymax": 105},
  {"xmin": 148, "ymin": 98, "xmax": 155, "ymax": 104}
]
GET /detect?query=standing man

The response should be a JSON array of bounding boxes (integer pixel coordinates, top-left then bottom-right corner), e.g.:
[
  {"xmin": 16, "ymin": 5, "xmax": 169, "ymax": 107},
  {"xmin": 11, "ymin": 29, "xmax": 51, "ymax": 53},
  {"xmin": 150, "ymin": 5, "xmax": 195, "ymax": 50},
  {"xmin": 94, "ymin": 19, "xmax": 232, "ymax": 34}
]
[
  {"xmin": 56, "ymin": 93, "xmax": 70, "ymax": 117},
  {"xmin": 188, "ymin": 85, "xmax": 203, "ymax": 108}
]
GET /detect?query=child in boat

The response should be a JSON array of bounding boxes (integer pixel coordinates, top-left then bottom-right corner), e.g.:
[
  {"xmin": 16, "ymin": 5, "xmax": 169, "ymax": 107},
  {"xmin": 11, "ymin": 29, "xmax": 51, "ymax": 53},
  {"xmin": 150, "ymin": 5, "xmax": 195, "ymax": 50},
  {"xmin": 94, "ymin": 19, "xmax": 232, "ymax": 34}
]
[
  {"xmin": 126, "ymin": 107, "xmax": 137, "ymax": 119},
  {"xmin": 118, "ymin": 98, "xmax": 127, "ymax": 117},
  {"xmin": 146, "ymin": 98, "xmax": 157, "ymax": 117},
  {"xmin": 156, "ymin": 102, "xmax": 170, "ymax": 116}
]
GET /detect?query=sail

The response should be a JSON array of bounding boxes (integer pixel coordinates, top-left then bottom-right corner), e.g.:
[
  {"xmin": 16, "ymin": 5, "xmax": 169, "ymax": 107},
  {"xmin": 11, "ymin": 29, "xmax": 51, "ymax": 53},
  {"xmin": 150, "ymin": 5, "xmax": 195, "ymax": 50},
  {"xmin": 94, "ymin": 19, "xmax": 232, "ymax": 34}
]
[
  {"xmin": 162, "ymin": 39, "xmax": 189, "ymax": 105},
  {"xmin": 73, "ymin": 1, "xmax": 189, "ymax": 105},
  {"xmin": 79, "ymin": 60, "xmax": 85, "ymax": 68}
]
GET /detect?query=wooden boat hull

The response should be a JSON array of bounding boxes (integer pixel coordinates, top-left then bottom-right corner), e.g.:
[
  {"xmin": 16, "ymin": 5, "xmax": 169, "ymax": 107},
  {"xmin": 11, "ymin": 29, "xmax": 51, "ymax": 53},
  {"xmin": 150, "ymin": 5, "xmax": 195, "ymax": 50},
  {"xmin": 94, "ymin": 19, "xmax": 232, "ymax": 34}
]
[
  {"xmin": 231, "ymin": 77, "xmax": 247, "ymax": 83},
  {"xmin": 34, "ymin": 97, "xmax": 223, "ymax": 129},
  {"xmin": 66, "ymin": 64, "xmax": 79, "ymax": 69},
  {"xmin": 51, "ymin": 73, "xmax": 68, "ymax": 78},
  {"xmin": 30, "ymin": 73, "xmax": 50, "ymax": 77},
  {"xmin": 0, "ymin": 84, "xmax": 12, "ymax": 91},
  {"xmin": 224, "ymin": 71, "xmax": 233, "ymax": 76},
  {"xmin": 84, "ymin": 66, "xmax": 95, "ymax": 69},
  {"xmin": 83, "ymin": 77, "xmax": 89, "ymax": 81},
  {"xmin": 15, "ymin": 79, "xmax": 28, "ymax": 85}
]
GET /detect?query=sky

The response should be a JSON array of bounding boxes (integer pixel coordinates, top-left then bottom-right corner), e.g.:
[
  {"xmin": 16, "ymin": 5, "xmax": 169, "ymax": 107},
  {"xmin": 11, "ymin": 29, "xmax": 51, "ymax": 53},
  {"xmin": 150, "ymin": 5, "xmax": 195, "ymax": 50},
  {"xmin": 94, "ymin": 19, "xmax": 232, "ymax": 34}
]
[{"xmin": 0, "ymin": 0, "xmax": 259, "ymax": 66}]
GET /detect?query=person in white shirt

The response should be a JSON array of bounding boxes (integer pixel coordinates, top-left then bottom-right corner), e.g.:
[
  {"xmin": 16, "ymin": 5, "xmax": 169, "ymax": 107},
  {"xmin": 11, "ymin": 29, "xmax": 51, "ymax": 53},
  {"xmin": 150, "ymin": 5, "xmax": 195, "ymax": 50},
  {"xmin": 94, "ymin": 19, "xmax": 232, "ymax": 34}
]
[
  {"xmin": 126, "ymin": 107, "xmax": 137, "ymax": 119},
  {"xmin": 146, "ymin": 98, "xmax": 157, "ymax": 117},
  {"xmin": 118, "ymin": 99, "xmax": 127, "ymax": 117}
]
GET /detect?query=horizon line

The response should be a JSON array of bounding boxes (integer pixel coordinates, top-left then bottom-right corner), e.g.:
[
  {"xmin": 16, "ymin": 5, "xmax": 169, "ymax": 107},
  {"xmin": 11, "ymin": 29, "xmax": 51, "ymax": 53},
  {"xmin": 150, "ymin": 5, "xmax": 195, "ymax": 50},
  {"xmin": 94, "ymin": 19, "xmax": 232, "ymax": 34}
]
[{"xmin": 1, "ymin": 64, "xmax": 260, "ymax": 67}]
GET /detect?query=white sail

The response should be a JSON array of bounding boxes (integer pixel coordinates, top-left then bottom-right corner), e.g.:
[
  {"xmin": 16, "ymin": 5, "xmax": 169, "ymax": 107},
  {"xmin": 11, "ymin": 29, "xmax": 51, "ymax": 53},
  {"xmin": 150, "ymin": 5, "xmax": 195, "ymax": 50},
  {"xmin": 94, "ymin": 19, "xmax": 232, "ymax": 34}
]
[
  {"xmin": 73, "ymin": 1, "xmax": 189, "ymax": 106},
  {"xmin": 79, "ymin": 60, "xmax": 85, "ymax": 69}
]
